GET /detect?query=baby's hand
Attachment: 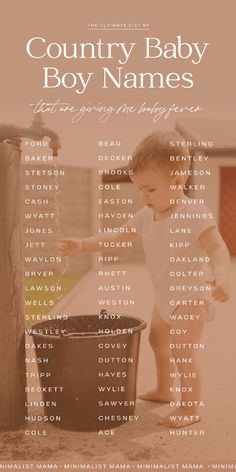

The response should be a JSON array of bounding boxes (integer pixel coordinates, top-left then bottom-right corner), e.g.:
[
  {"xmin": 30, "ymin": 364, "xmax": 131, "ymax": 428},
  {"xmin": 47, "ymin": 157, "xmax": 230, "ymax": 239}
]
[
  {"xmin": 207, "ymin": 275, "xmax": 230, "ymax": 302},
  {"xmin": 57, "ymin": 238, "xmax": 83, "ymax": 259}
]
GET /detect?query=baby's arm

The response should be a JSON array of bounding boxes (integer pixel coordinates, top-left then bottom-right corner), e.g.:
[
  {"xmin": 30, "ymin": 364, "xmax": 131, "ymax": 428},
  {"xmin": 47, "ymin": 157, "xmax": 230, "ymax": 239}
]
[
  {"xmin": 199, "ymin": 227, "xmax": 230, "ymax": 302},
  {"xmin": 59, "ymin": 224, "xmax": 140, "ymax": 258}
]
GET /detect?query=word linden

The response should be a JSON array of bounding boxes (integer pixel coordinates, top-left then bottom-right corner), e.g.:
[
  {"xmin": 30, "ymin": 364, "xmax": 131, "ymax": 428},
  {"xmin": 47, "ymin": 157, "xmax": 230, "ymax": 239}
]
[{"xmin": 26, "ymin": 35, "xmax": 209, "ymax": 93}]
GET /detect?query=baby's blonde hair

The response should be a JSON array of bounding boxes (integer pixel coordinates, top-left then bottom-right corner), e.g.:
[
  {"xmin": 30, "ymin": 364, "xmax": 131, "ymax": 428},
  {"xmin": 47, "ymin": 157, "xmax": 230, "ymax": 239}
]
[{"xmin": 128, "ymin": 131, "xmax": 190, "ymax": 174}]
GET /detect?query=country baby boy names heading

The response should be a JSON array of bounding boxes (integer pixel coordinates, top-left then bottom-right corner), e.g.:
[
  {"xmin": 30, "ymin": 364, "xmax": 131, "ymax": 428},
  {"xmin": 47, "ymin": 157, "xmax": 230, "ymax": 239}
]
[{"xmin": 26, "ymin": 36, "xmax": 209, "ymax": 94}]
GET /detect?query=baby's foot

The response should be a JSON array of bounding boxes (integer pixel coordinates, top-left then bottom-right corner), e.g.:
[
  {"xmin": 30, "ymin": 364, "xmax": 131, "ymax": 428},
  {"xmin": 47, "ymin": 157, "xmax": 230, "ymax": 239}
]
[
  {"xmin": 158, "ymin": 407, "xmax": 201, "ymax": 428},
  {"xmin": 138, "ymin": 388, "xmax": 175, "ymax": 403}
]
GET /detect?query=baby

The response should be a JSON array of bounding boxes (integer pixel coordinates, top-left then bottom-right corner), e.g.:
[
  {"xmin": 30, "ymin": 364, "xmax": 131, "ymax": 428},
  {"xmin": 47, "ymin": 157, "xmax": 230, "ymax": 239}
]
[{"xmin": 59, "ymin": 131, "xmax": 230, "ymax": 428}]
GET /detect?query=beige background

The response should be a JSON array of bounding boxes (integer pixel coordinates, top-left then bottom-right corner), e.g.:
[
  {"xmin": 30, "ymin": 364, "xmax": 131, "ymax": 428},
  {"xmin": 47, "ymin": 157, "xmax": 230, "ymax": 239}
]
[
  {"xmin": 1, "ymin": 0, "xmax": 236, "ymax": 166},
  {"xmin": 1, "ymin": 0, "xmax": 236, "ymax": 465}
]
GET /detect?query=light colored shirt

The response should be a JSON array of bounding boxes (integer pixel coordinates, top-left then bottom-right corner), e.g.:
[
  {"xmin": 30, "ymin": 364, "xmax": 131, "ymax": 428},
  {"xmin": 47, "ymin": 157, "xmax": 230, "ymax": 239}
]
[{"xmin": 127, "ymin": 198, "xmax": 217, "ymax": 322}]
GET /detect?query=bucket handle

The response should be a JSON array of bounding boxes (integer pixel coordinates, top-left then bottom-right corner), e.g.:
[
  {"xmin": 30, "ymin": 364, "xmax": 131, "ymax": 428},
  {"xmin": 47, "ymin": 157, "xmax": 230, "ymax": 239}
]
[{"xmin": 60, "ymin": 331, "xmax": 99, "ymax": 338}]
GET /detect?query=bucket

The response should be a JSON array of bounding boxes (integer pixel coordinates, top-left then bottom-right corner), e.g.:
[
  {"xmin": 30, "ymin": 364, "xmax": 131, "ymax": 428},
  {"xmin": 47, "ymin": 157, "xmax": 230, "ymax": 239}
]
[{"xmin": 28, "ymin": 312, "xmax": 146, "ymax": 431}]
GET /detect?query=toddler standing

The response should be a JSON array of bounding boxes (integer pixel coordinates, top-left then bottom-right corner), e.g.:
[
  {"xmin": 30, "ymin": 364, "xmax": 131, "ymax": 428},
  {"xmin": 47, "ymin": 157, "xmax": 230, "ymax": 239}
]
[{"xmin": 59, "ymin": 131, "xmax": 230, "ymax": 428}]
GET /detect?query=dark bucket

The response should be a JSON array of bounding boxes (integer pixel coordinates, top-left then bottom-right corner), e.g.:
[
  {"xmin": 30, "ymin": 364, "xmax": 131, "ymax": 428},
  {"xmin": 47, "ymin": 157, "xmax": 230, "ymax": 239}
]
[{"xmin": 28, "ymin": 313, "xmax": 146, "ymax": 431}]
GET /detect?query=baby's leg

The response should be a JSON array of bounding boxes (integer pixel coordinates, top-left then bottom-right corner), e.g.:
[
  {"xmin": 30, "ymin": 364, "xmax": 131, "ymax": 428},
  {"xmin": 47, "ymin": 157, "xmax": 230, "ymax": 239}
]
[
  {"xmin": 138, "ymin": 306, "xmax": 175, "ymax": 402},
  {"xmin": 160, "ymin": 303, "xmax": 206, "ymax": 428}
]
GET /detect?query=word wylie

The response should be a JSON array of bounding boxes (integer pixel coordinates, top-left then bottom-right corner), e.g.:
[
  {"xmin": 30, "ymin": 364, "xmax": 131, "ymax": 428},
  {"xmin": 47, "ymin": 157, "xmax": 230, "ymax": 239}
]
[{"xmin": 26, "ymin": 36, "xmax": 209, "ymax": 94}]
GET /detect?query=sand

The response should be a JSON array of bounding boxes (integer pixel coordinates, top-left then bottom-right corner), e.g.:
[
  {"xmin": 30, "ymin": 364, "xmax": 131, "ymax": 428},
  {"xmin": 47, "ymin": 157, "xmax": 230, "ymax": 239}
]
[{"xmin": 1, "ymin": 262, "xmax": 236, "ymax": 464}]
